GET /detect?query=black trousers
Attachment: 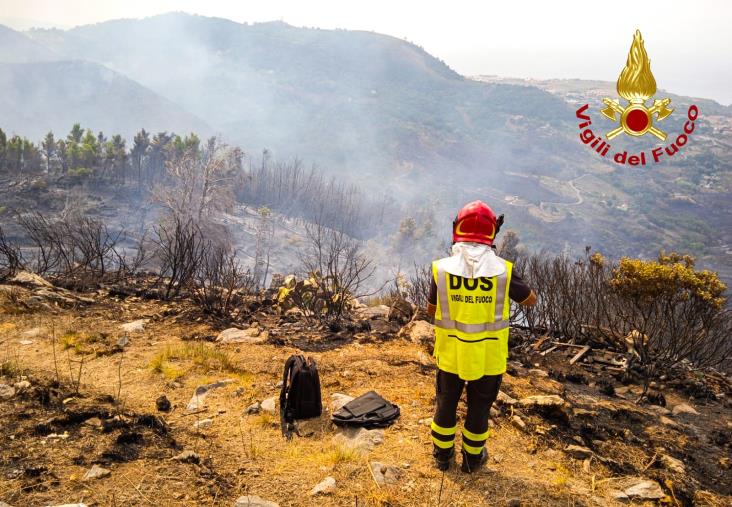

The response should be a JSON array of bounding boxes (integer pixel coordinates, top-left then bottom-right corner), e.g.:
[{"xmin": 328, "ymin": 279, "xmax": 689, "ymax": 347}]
[{"xmin": 432, "ymin": 369, "xmax": 502, "ymax": 454}]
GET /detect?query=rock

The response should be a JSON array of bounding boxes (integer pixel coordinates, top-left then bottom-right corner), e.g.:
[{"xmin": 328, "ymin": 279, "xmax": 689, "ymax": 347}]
[
  {"xmin": 511, "ymin": 415, "xmax": 526, "ymax": 431},
  {"xmin": 83, "ymin": 417, "xmax": 102, "ymax": 429},
  {"xmin": 330, "ymin": 393, "xmax": 355, "ymax": 412},
  {"xmin": 0, "ymin": 384, "xmax": 16, "ymax": 399},
  {"xmin": 659, "ymin": 416, "xmax": 678, "ymax": 427},
  {"xmin": 156, "ymin": 395, "xmax": 171, "ymax": 412},
  {"xmin": 116, "ymin": 335, "xmax": 130, "ymax": 348},
  {"xmin": 245, "ymin": 402, "xmax": 261, "ymax": 415},
  {"xmin": 518, "ymin": 395, "xmax": 569, "ymax": 423},
  {"xmin": 398, "ymin": 320, "xmax": 434, "ymax": 348},
  {"xmin": 416, "ymin": 351, "xmax": 434, "ymax": 368},
  {"xmin": 490, "ymin": 406, "xmax": 500, "ymax": 419},
  {"xmin": 186, "ymin": 379, "xmax": 234, "ymax": 411},
  {"xmin": 496, "ymin": 391, "xmax": 517, "ymax": 406},
  {"xmin": 517, "ymin": 395, "xmax": 566, "ymax": 409},
  {"xmin": 19, "ymin": 340, "xmax": 33, "ymax": 345},
  {"xmin": 369, "ymin": 319, "xmax": 396, "ymax": 335},
  {"xmin": 13, "ymin": 380, "xmax": 30, "ymax": 393},
  {"xmin": 284, "ymin": 307, "xmax": 303, "ymax": 317},
  {"xmin": 171, "ymin": 450, "xmax": 200, "ymax": 464},
  {"xmin": 309, "ymin": 476, "xmax": 336, "ymax": 496},
  {"xmin": 275, "ymin": 380, "xmax": 284, "ymax": 388},
  {"xmin": 369, "ymin": 462, "xmax": 402, "ymax": 486},
  {"xmin": 193, "ymin": 418, "xmax": 213, "ymax": 430},
  {"xmin": 418, "ymin": 417, "xmax": 433, "ymax": 426},
  {"xmin": 564, "ymin": 445, "xmax": 593, "ymax": 459},
  {"xmin": 388, "ymin": 298, "xmax": 414, "ymax": 323},
  {"xmin": 120, "ymin": 319, "xmax": 148, "ymax": 333},
  {"xmin": 260, "ymin": 397, "xmax": 277, "ymax": 414},
  {"xmin": 355, "ymin": 305, "xmax": 390, "ymax": 320},
  {"xmin": 610, "ymin": 490, "xmax": 629, "ymax": 502},
  {"xmin": 333, "ymin": 427, "xmax": 384, "ymax": 451},
  {"xmin": 294, "ymin": 417, "xmax": 324, "ymax": 437},
  {"xmin": 83, "ymin": 464, "xmax": 110, "ymax": 480},
  {"xmin": 234, "ymin": 496, "xmax": 280, "ymax": 507},
  {"xmin": 660, "ymin": 454, "xmax": 685, "ymax": 474},
  {"xmin": 647, "ymin": 405, "xmax": 670, "ymax": 416},
  {"xmin": 671, "ymin": 403, "xmax": 699, "ymax": 416},
  {"xmin": 22, "ymin": 327, "xmax": 43, "ymax": 337},
  {"xmin": 216, "ymin": 327, "xmax": 268, "ymax": 344},
  {"xmin": 623, "ymin": 479, "xmax": 665, "ymax": 500},
  {"xmin": 11, "ymin": 271, "xmax": 53, "ymax": 288},
  {"xmin": 528, "ymin": 368, "xmax": 549, "ymax": 378}
]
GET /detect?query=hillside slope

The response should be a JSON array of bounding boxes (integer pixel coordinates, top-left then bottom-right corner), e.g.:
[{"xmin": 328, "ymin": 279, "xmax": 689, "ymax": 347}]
[
  {"xmin": 0, "ymin": 24, "xmax": 57, "ymax": 63},
  {"xmin": 26, "ymin": 13, "xmax": 580, "ymax": 187},
  {"xmin": 0, "ymin": 59, "xmax": 211, "ymax": 141}
]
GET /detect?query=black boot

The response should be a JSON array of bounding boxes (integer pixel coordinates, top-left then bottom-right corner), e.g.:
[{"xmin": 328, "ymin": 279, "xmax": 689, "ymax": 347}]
[
  {"xmin": 432, "ymin": 446, "xmax": 455, "ymax": 471},
  {"xmin": 460, "ymin": 447, "xmax": 488, "ymax": 473}
]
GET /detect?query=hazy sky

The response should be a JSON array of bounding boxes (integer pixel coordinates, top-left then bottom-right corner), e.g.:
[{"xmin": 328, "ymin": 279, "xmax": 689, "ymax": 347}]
[{"xmin": 2, "ymin": 0, "xmax": 731, "ymax": 104}]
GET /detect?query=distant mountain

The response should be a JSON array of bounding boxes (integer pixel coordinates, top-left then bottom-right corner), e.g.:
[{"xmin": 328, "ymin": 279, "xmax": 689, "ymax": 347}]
[
  {"xmin": 0, "ymin": 59, "xmax": 211, "ymax": 140},
  {"xmin": 26, "ymin": 13, "xmax": 583, "ymax": 190},
  {"xmin": 0, "ymin": 24, "xmax": 58, "ymax": 62}
]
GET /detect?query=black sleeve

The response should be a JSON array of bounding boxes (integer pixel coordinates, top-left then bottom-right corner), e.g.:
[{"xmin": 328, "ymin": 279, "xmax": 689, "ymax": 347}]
[
  {"xmin": 428, "ymin": 277, "xmax": 437, "ymax": 305},
  {"xmin": 508, "ymin": 272, "xmax": 532, "ymax": 303}
]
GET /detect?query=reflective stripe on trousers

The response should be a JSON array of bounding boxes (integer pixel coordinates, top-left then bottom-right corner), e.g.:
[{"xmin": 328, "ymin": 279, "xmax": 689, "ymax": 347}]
[{"xmin": 431, "ymin": 420, "xmax": 456, "ymax": 449}]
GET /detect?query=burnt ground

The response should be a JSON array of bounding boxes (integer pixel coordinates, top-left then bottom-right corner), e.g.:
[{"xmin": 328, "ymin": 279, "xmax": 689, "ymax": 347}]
[{"xmin": 0, "ymin": 277, "xmax": 730, "ymax": 506}]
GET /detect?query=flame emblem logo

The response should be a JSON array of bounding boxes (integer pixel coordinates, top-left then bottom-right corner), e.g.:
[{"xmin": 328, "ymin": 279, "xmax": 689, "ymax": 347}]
[{"xmin": 601, "ymin": 30, "xmax": 673, "ymax": 140}]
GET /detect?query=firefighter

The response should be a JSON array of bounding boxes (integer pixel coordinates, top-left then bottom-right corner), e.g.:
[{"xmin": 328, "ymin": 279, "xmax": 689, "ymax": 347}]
[{"xmin": 427, "ymin": 201, "xmax": 536, "ymax": 473}]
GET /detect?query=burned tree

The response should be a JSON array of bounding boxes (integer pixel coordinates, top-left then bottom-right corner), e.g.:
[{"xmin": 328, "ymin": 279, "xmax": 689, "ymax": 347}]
[
  {"xmin": 152, "ymin": 216, "xmax": 208, "ymax": 299},
  {"xmin": 298, "ymin": 221, "xmax": 375, "ymax": 322},
  {"xmin": 253, "ymin": 206, "xmax": 274, "ymax": 290},
  {"xmin": 153, "ymin": 137, "xmax": 237, "ymax": 223},
  {"xmin": 0, "ymin": 226, "xmax": 24, "ymax": 280},
  {"xmin": 191, "ymin": 243, "xmax": 255, "ymax": 319}
]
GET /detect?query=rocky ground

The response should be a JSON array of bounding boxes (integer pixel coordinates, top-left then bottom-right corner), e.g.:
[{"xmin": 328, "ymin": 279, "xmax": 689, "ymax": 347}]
[{"xmin": 0, "ymin": 274, "xmax": 730, "ymax": 507}]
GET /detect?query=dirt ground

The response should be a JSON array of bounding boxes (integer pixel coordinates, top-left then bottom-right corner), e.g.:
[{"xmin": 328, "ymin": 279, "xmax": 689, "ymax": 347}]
[{"xmin": 0, "ymin": 289, "xmax": 730, "ymax": 506}]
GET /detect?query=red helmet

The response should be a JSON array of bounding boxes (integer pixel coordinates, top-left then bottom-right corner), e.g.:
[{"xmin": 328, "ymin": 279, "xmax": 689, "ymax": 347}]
[{"xmin": 452, "ymin": 201, "xmax": 500, "ymax": 246}]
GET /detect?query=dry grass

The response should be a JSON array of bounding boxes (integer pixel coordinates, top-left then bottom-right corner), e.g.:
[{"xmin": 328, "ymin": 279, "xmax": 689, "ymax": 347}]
[
  {"xmin": 0, "ymin": 322, "xmax": 17, "ymax": 334},
  {"xmin": 149, "ymin": 342, "xmax": 241, "ymax": 380},
  {"xmin": 1, "ymin": 298, "xmax": 730, "ymax": 507},
  {"xmin": 59, "ymin": 330, "xmax": 106, "ymax": 354},
  {"xmin": 0, "ymin": 286, "xmax": 26, "ymax": 314}
]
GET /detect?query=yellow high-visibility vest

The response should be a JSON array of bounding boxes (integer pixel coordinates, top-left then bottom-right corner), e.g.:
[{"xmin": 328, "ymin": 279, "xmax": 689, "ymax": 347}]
[{"xmin": 431, "ymin": 257, "xmax": 512, "ymax": 380}]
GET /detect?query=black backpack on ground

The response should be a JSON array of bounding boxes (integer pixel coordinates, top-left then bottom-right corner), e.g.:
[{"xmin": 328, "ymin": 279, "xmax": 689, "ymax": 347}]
[
  {"xmin": 279, "ymin": 354, "xmax": 322, "ymax": 439},
  {"xmin": 331, "ymin": 390, "xmax": 400, "ymax": 429}
]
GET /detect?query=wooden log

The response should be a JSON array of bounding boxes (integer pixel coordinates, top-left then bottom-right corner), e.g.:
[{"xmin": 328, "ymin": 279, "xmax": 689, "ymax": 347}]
[
  {"xmin": 540, "ymin": 345, "xmax": 558, "ymax": 356},
  {"xmin": 550, "ymin": 341, "xmax": 587, "ymax": 349},
  {"xmin": 532, "ymin": 335, "xmax": 550, "ymax": 350},
  {"xmin": 569, "ymin": 345, "xmax": 591, "ymax": 365}
]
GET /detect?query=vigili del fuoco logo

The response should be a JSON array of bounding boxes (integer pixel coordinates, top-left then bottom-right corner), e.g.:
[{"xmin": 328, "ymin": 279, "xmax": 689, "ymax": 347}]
[{"xmin": 576, "ymin": 30, "xmax": 699, "ymax": 166}]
